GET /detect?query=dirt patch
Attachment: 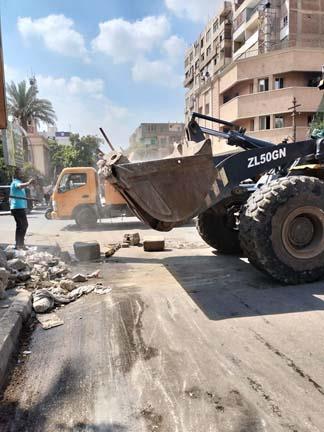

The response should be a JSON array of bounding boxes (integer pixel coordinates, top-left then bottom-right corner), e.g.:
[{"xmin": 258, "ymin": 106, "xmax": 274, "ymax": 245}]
[
  {"xmin": 0, "ymin": 316, "xmax": 36, "ymax": 430},
  {"xmin": 138, "ymin": 404, "xmax": 163, "ymax": 431},
  {"xmin": 114, "ymin": 294, "xmax": 159, "ymax": 374},
  {"xmin": 253, "ymin": 331, "xmax": 324, "ymax": 397}
]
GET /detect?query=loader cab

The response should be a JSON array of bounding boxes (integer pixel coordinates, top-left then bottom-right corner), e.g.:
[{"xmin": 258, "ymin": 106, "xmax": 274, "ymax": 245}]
[{"xmin": 52, "ymin": 167, "xmax": 99, "ymax": 219}]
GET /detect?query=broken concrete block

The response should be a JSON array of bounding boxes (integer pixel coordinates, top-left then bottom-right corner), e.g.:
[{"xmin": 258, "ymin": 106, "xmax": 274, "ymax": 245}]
[
  {"xmin": 87, "ymin": 270, "xmax": 101, "ymax": 279},
  {"xmin": 143, "ymin": 237, "xmax": 165, "ymax": 252},
  {"xmin": 104, "ymin": 243, "xmax": 121, "ymax": 258},
  {"xmin": 73, "ymin": 241, "xmax": 101, "ymax": 261},
  {"xmin": 123, "ymin": 232, "xmax": 140, "ymax": 246},
  {"xmin": 59, "ymin": 279, "xmax": 76, "ymax": 292},
  {"xmin": 7, "ymin": 258, "xmax": 27, "ymax": 271},
  {"xmin": 60, "ymin": 251, "xmax": 71, "ymax": 263},
  {"xmin": 4, "ymin": 246, "xmax": 15, "ymax": 260},
  {"xmin": 72, "ymin": 273, "xmax": 88, "ymax": 283},
  {"xmin": 16, "ymin": 271, "xmax": 31, "ymax": 282}
]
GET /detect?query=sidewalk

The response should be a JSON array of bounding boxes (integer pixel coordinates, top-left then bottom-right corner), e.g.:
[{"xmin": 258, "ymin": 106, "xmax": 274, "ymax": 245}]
[{"xmin": 0, "ymin": 289, "xmax": 32, "ymax": 390}]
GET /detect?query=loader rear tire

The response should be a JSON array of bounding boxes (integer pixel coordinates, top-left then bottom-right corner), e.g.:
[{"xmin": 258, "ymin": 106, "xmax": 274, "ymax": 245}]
[
  {"xmin": 239, "ymin": 176, "xmax": 324, "ymax": 284},
  {"xmin": 197, "ymin": 201, "xmax": 241, "ymax": 254}
]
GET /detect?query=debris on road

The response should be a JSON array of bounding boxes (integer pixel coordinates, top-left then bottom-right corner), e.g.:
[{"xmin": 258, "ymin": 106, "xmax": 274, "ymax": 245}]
[
  {"xmin": 0, "ymin": 267, "xmax": 9, "ymax": 299},
  {"xmin": 123, "ymin": 232, "xmax": 141, "ymax": 246},
  {"xmin": 72, "ymin": 273, "xmax": 88, "ymax": 283},
  {"xmin": 104, "ymin": 243, "xmax": 121, "ymax": 258},
  {"xmin": 87, "ymin": 269, "xmax": 102, "ymax": 279},
  {"xmin": 0, "ymin": 245, "xmax": 111, "ymax": 315},
  {"xmin": 143, "ymin": 237, "xmax": 165, "ymax": 252},
  {"xmin": 59, "ymin": 279, "xmax": 76, "ymax": 291},
  {"xmin": 36, "ymin": 312, "xmax": 64, "ymax": 330},
  {"xmin": 7, "ymin": 258, "xmax": 27, "ymax": 272},
  {"xmin": 73, "ymin": 241, "xmax": 101, "ymax": 261},
  {"xmin": 33, "ymin": 283, "xmax": 112, "ymax": 313}
]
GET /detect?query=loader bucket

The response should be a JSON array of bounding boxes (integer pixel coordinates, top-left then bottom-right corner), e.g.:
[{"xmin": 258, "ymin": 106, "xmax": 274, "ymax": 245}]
[{"xmin": 106, "ymin": 139, "xmax": 216, "ymax": 231}]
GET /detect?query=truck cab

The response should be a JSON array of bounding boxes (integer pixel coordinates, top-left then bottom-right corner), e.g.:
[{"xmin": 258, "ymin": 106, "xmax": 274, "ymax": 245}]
[{"xmin": 51, "ymin": 167, "xmax": 128, "ymax": 228}]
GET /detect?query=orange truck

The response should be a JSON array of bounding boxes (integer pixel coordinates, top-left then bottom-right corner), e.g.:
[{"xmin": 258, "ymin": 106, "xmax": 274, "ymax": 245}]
[{"xmin": 51, "ymin": 166, "xmax": 132, "ymax": 228}]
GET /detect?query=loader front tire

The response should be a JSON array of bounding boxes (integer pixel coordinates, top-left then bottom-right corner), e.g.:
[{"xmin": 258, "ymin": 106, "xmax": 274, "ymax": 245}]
[
  {"xmin": 197, "ymin": 201, "xmax": 241, "ymax": 254},
  {"xmin": 240, "ymin": 176, "xmax": 324, "ymax": 284}
]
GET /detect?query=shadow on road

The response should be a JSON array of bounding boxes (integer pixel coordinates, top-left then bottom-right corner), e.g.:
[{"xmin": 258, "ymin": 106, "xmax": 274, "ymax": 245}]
[
  {"xmin": 62, "ymin": 220, "xmax": 150, "ymax": 232},
  {"xmin": 0, "ymin": 362, "xmax": 129, "ymax": 432},
  {"xmin": 112, "ymin": 252, "xmax": 324, "ymax": 321}
]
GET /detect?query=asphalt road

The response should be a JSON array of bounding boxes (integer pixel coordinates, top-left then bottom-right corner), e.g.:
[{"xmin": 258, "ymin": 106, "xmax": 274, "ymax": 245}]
[{"xmin": 1, "ymin": 211, "xmax": 324, "ymax": 431}]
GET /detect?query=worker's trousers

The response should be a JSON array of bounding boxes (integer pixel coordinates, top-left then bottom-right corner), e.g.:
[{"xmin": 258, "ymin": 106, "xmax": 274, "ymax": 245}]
[{"xmin": 11, "ymin": 208, "xmax": 28, "ymax": 248}]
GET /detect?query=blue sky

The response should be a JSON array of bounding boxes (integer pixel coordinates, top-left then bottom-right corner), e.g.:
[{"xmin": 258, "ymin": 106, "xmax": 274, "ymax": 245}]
[{"xmin": 1, "ymin": 0, "xmax": 220, "ymax": 148}]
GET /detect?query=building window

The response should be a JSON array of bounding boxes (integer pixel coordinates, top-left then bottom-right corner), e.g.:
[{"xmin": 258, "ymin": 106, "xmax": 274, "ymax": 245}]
[
  {"xmin": 213, "ymin": 19, "xmax": 218, "ymax": 32},
  {"xmin": 206, "ymin": 29, "xmax": 211, "ymax": 42},
  {"xmin": 198, "ymin": 106, "xmax": 203, "ymax": 114},
  {"xmin": 205, "ymin": 103, "xmax": 210, "ymax": 115},
  {"xmin": 201, "ymin": 38, "xmax": 204, "ymax": 48},
  {"xmin": 201, "ymin": 53, "xmax": 205, "ymax": 61},
  {"xmin": 258, "ymin": 78, "xmax": 269, "ymax": 92},
  {"xmin": 282, "ymin": 15, "xmax": 288, "ymax": 28},
  {"xmin": 250, "ymin": 119, "xmax": 255, "ymax": 131},
  {"xmin": 195, "ymin": 60, "xmax": 199, "ymax": 69},
  {"xmin": 308, "ymin": 115, "xmax": 313, "ymax": 125},
  {"xmin": 274, "ymin": 77, "xmax": 284, "ymax": 89},
  {"xmin": 206, "ymin": 45, "xmax": 211, "ymax": 56},
  {"xmin": 274, "ymin": 115, "xmax": 284, "ymax": 128},
  {"xmin": 220, "ymin": 34, "xmax": 223, "ymax": 43},
  {"xmin": 249, "ymin": 83, "xmax": 254, "ymax": 93},
  {"xmin": 259, "ymin": 115, "xmax": 271, "ymax": 130}
]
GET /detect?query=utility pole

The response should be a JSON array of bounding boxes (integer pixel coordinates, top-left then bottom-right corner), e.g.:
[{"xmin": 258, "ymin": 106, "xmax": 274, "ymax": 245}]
[{"xmin": 288, "ymin": 97, "xmax": 301, "ymax": 143}]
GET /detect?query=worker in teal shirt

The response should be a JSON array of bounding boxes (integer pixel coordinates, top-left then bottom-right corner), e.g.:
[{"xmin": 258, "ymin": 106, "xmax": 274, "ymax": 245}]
[{"xmin": 10, "ymin": 168, "xmax": 34, "ymax": 249}]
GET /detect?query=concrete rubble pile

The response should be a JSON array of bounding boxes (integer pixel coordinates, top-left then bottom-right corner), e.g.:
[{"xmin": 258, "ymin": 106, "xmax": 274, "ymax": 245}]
[{"xmin": 0, "ymin": 246, "xmax": 111, "ymax": 314}]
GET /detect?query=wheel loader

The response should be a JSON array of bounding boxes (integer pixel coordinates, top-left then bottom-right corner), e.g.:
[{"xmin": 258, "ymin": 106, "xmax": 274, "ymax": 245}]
[{"xmin": 104, "ymin": 112, "xmax": 324, "ymax": 285}]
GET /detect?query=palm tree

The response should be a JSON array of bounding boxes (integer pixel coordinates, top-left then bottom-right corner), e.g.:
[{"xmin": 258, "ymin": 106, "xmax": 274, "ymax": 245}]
[
  {"xmin": 6, "ymin": 80, "xmax": 56, "ymax": 160},
  {"xmin": 6, "ymin": 80, "xmax": 56, "ymax": 131}
]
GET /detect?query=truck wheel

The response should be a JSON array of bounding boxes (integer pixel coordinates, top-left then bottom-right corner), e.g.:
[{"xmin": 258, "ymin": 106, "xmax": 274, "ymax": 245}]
[
  {"xmin": 197, "ymin": 201, "xmax": 241, "ymax": 254},
  {"xmin": 240, "ymin": 176, "xmax": 324, "ymax": 284},
  {"xmin": 45, "ymin": 208, "xmax": 52, "ymax": 220},
  {"xmin": 75, "ymin": 207, "xmax": 97, "ymax": 229}
]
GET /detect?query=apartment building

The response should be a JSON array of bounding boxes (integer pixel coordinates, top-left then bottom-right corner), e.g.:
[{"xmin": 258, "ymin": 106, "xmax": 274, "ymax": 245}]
[
  {"xmin": 184, "ymin": 0, "xmax": 324, "ymax": 152},
  {"xmin": 129, "ymin": 122, "xmax": 185, "ymax": 159}
]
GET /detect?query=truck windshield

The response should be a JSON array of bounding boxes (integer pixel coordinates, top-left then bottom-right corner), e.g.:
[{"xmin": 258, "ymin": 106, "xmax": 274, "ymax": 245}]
[{"xmin": 58, "ymin": 173, "xmax": 87, "ymax": 193}]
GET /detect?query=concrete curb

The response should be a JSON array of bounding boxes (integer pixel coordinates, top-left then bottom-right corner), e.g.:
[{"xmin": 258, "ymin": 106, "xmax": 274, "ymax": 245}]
[{"xmin": 0, "ymin": 290, "xmax": 32, "ymax": 390}]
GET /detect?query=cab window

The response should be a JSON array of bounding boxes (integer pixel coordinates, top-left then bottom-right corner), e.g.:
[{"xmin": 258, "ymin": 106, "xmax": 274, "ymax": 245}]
[{"xmin": 58, "ymin": 173, "xmax": 87, "ymax": 193}]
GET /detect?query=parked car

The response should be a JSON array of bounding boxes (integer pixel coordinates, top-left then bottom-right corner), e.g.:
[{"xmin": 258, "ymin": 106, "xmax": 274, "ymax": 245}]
[{"xmin": 0, "ymin": 185, "xmax": 33, "ymax": 213}]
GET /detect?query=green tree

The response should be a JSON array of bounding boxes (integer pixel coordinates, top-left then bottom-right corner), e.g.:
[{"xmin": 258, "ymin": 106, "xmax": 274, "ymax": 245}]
[
  {"xmin": 310, "ymin": 95, "xmax": 324, "ymax": 135},
  {"xmin": 6, "ymin": 80, "xmax": 56, "ymax": 159},
  {"xmin": 0, "ymin": 139, "xmax": 13, "ymax": 184},
  {"xmin": 48, "ymin": 134, "xmax": 101, "ymax": 180}
]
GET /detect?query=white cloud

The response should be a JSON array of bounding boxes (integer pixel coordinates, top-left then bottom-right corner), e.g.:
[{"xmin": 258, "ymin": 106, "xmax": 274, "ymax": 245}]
[
  {"xmin": 132, "ymin": 58, "xmax": 182, "ymax": 88},
  {"xmin": 162, "ymin": 35, "xmax": 186, "ymax": 60},
  {"xmin": 17, "ymin": 15, "xmax": 89, "ymax": 61},
  {"xmin": 4, "ymin": 65, "xmax": 130, "ymax": 146},
  {"xmin": 35, "ymin": 74, "xmax": 130, "ymax": 145},
  {"xmin": 165, "ymin": 0, "xmax": 220, "ymax": 22},
  {"xmin": 92, "ymin": 16, "xmax": 170, "ymax": 63},
  {"xmin": 4, "ymin": 64, "xmax": 21, "ymax": 82},
  {"xmin": 36, "ymin": 75, "xmax": 104, "ymax": 97}
]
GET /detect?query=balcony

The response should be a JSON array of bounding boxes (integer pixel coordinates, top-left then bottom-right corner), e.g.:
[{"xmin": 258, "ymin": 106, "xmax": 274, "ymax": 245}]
[
  {"xmin": 219, "ymin": 48, "xmax": 324, "ymax": 95},
  {"xmin": 184, "ymin": 69, "xmax": 194, "ymax": 87},
  {"xmin": 233, "ymin": 30, "xmax": 258, "ymax": 60},
  {"xmin": 249, "ymin": 127, "xmax": 309, "ymax": 144},
  {"xmin": 219, "ymin": 87, "xmax": 322, "ymax": 122}
]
